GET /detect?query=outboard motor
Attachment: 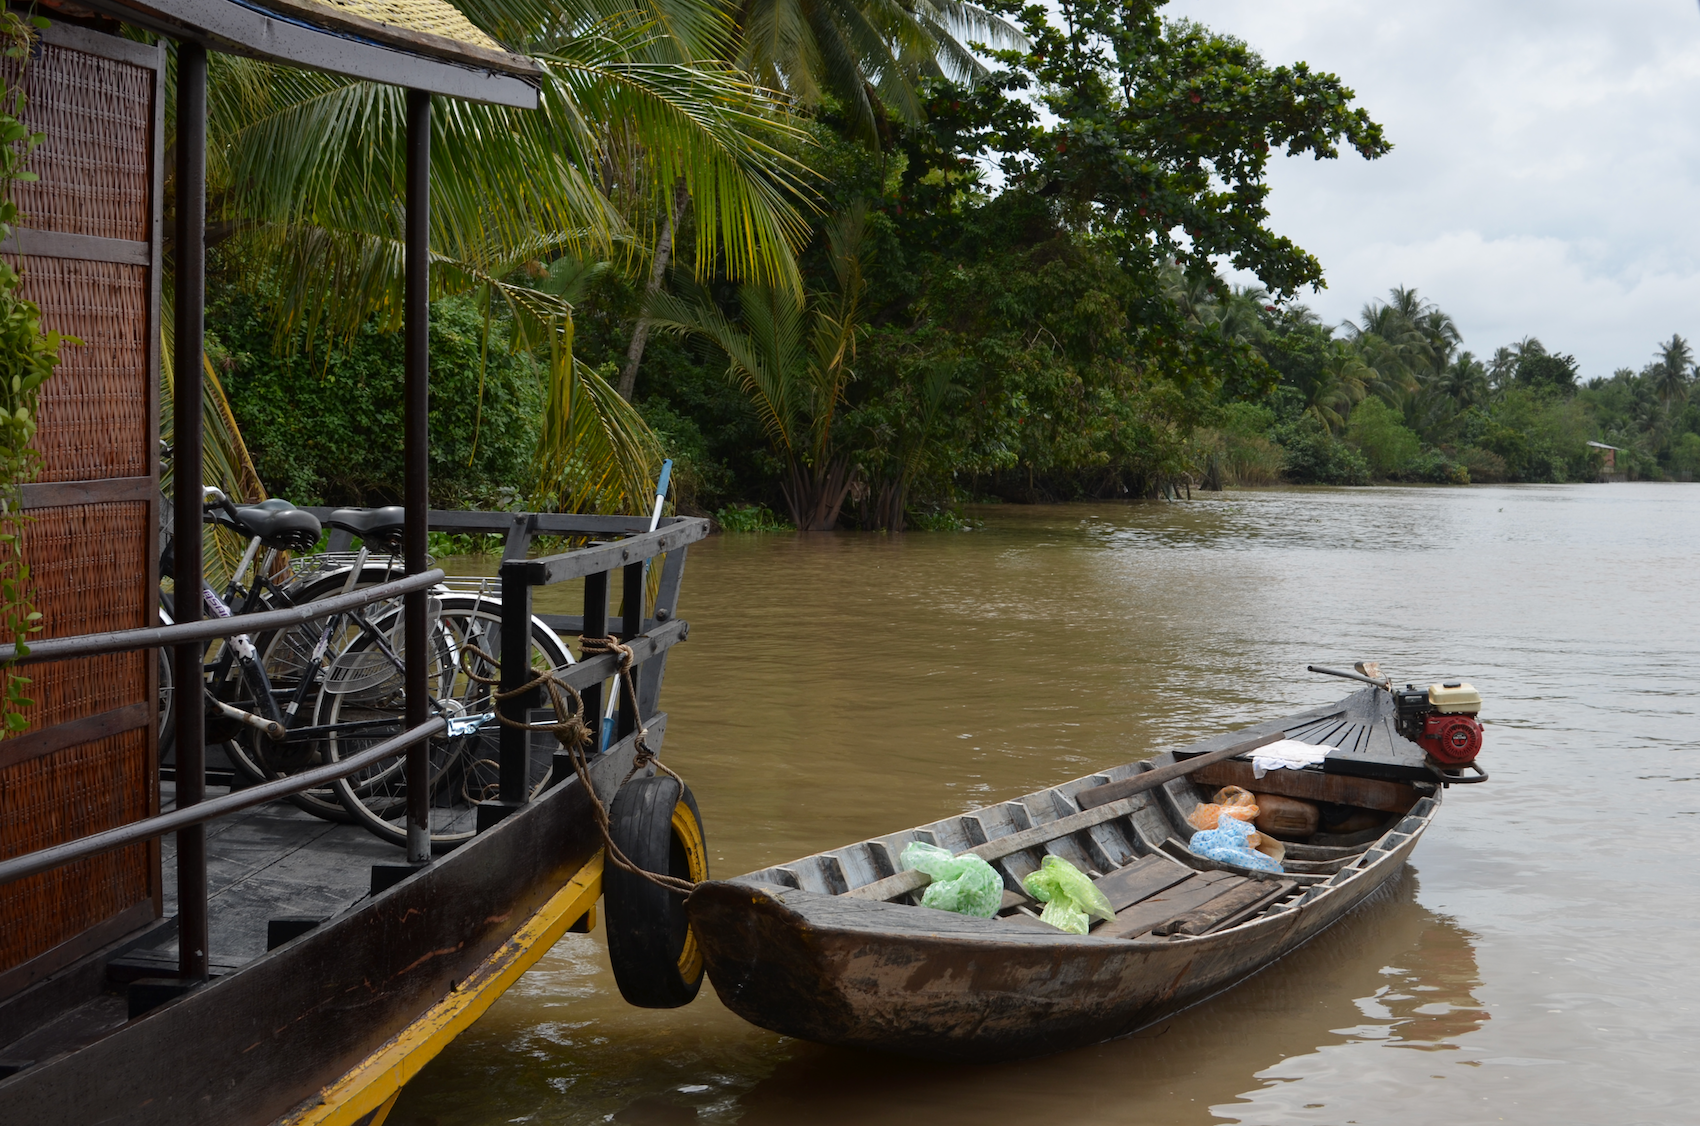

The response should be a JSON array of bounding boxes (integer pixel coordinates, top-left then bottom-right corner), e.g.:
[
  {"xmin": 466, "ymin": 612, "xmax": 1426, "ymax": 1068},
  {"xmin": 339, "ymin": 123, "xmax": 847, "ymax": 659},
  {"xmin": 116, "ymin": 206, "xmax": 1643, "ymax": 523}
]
[{"xmin": 1393, "ymin": 681, "xmax": 1483, "ymax": 766}]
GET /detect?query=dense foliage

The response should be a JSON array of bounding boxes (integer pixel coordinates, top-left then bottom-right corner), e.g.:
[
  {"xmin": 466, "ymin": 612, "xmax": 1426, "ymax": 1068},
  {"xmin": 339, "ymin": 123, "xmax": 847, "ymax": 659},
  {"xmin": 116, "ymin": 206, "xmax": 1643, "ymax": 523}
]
[
  {"xmin": 200, "ymin": 0, "xmax": 1698, "ymax": 528},
  {"xmin": 0, "ymin": 14, "xmax": 67, "ymax": 732},
  {"xmin": 209, "ymin": 285, "xmax": 542, "ymax": 508}
]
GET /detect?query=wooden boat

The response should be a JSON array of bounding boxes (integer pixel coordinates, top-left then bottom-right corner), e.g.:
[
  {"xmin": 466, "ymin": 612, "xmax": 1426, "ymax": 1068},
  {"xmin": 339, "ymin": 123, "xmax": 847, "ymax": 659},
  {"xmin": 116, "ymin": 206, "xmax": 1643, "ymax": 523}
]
[{"xmin": 687, "ymin": 686, "xmax": 1480, "ymax": 1061}]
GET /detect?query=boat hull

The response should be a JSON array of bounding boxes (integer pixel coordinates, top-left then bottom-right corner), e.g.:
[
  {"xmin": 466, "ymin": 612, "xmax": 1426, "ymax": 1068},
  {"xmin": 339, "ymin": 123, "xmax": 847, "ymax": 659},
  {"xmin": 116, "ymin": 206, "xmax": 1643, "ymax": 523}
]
[{"xmin": 692, "ymin": 826, "xmax": 1422, "ymax": 1060}]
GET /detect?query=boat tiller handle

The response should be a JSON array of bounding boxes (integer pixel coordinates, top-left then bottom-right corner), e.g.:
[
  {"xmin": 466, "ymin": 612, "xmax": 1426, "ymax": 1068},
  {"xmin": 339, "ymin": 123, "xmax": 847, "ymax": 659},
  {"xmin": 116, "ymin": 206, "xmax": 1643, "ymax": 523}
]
[{"xmin": 1427, "ymin": 761, "xmax": 1488, "ymax": 785}]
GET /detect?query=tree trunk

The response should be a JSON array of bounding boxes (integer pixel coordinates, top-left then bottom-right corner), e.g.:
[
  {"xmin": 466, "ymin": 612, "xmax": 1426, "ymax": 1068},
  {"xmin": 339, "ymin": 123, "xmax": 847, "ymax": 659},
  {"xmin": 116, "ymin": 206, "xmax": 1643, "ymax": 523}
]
[
  {"xmin": 618, "ymin": 179, "xmax": 689, "ymax": 401},
  {"xmin": 782, "ymin": 455, "xmax": 854, "ymax": 531}
]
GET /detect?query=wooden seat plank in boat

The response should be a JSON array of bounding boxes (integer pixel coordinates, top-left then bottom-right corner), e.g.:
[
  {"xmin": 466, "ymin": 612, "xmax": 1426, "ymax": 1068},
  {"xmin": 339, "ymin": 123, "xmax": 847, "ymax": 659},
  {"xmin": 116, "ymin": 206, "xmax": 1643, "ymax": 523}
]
[
  {"xmin": 1090, "ymin": 853, "xmax": 1197, "ymax": 912},
  {"xmin": 1095, "ymin": 870, "xmax": 1241, "ymax": 939},
  {"xmin": 1149, "ymin": 879, "xmax": 1297, "ymax": 938}
]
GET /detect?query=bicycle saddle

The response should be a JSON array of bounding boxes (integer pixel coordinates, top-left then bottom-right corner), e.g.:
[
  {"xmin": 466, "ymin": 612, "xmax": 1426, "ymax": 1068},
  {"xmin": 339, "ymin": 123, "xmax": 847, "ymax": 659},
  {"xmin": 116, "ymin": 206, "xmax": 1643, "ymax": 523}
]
[
  {"xmin": 325, "ymin": 506, "xmax": 406, "ymax": 555},
  {"xmin": 218, "ymin": 505, "xmax": 323, "ymax": 552}
]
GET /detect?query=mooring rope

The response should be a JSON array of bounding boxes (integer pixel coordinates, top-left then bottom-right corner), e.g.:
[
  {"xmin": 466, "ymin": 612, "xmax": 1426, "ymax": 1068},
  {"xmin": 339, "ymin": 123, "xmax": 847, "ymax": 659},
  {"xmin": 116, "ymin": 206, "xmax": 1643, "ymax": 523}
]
[{"xmin": 460, "ymin": 641, "xmax": 697, "ymax": 895}]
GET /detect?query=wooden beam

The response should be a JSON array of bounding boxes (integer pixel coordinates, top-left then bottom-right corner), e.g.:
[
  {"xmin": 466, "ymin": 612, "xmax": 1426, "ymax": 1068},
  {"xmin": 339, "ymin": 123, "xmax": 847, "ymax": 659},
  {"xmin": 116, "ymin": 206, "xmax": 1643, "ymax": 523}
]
[
  {"xmin": 1075, "ymin": 731, "xmax": 1284, "ymax": 811},
  {"xmin": 279, "ymin": 855, "xmax": 604, "ymax": 1126},
  {"xmin": 517, "ymin": 521, "xmax": 712, "ymax": 585},
  {"xmin": 0, "ymin": 704, "xmax": 149, "ymax": 772},
  {"xmin": 20, "ymin": 477, "xmax": 154, "ymax": 510},
  {"xmin": 1, "ymin": 228, "xmax": 149, "ymax": 266},
  {"xmin": 1188, "ymin": 760, "xmax": 1421, "ymax": 814},
  {"xmin": 74, "ymin": 0, "xmax": 540, "ymax": 108}
]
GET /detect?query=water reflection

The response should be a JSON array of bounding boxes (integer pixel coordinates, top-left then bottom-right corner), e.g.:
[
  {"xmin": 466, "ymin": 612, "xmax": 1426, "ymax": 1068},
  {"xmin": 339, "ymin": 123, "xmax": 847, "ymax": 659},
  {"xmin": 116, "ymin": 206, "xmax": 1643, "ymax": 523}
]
[{"xmin": 725, "ymin": 872, "xmax": 1484, "ymax": 1126}]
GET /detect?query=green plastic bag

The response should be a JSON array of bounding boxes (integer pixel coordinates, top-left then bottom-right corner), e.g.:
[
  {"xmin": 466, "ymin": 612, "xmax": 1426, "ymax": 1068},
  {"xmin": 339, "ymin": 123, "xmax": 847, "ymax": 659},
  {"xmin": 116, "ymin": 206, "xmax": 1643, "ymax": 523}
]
[
  {"xmin": 899, "ymin": 841, "xmax": 1003, "ymax": 918},
  {"xmin": 1021, "ymin": 855, "xmax": 1115, "ymax": 935}
]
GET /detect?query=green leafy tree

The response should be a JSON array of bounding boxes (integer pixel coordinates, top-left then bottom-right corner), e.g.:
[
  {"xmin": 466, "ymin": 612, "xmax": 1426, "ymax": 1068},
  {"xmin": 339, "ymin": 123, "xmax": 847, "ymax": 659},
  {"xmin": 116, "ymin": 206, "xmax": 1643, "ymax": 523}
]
[
  {"xmin": 983, "ymin": 0, "xmax": 1389, "ymax": 294},
  {"xmin": 1345, "ymin": 397, "xmax": 1420, "ymax": 477}
]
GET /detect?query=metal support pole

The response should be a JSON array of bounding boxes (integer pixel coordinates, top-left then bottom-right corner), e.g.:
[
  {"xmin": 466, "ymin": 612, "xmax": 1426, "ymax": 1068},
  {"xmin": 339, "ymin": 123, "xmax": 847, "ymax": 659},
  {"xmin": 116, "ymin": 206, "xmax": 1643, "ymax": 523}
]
[
  {"xmin": 403, "ymin": 88, "xmax": 431, "ymax": 864},
  {"xmin": 497, "ymin": 562, "xmax": 533, "ymax": 804},
  {"xmin": 581, "ymin": 570, "xmax": 607, "ymax": 745},
  {"xmin": 617, "ymin": 561, "xmax": 643, "ymax": 740},
  {"xmin": 172, "ymin": 40, "xmax": 208, "ymax": 983}
]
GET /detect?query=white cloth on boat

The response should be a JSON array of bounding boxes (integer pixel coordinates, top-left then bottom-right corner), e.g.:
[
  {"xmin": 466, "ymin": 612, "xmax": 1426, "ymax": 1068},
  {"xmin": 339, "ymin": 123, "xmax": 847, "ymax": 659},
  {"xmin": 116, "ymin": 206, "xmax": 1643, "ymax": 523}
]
[{"xmin": 1248, "ymin": 739, "xmax": 1331, "ymax": 779}]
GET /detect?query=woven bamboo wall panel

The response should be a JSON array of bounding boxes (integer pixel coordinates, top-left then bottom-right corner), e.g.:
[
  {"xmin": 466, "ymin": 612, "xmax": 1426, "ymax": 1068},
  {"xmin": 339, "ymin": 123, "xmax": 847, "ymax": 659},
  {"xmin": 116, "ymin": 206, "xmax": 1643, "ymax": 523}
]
[
  {"xmin": 15, "ymin": 502, "xmax": 149, "ymax": 732},
  {"xmin": 1, "ymin": 42, "xmax": 151, "ymax": 242},
  {"xmin": 0, "ymin": 727, "xmax": 150, "ymax": 968},
  {"xmin": 8, "ymin": 255, "xmax": 150, "ymax": 481}
]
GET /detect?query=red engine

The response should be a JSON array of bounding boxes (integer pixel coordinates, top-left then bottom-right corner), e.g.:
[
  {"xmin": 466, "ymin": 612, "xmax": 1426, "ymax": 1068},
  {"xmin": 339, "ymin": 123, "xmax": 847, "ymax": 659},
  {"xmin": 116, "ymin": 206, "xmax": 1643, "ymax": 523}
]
[
  {"xmin": 1419, "ymin": 713, "xmax": 1483, "ymax": 766},
  {"xmin": 1393, "ymin": 680, "xmax": 1485, "ymax": 767}
]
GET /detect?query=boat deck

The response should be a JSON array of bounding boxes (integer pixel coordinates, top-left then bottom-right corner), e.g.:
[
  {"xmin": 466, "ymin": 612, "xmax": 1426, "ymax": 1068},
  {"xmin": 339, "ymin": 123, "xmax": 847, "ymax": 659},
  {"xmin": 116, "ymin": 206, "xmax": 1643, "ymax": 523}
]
[{"xmin": 0, "ymin": 785, "xmax": 399, "ymax": 1069}]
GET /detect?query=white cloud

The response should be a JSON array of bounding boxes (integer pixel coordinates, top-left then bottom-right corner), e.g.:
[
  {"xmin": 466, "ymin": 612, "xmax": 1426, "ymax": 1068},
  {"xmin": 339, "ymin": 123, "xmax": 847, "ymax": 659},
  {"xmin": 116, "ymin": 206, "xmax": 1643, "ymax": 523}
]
[{"xmin": 1169, "ymin": 0, "xmax": 1700, "ymax": 376}]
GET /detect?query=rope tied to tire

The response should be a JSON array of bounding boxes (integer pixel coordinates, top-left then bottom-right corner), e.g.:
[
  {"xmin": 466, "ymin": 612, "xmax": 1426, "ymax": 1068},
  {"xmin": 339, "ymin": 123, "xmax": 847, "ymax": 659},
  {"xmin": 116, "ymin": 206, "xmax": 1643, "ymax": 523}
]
[{"xmin": 460, "ymin": 641, "xmax": 697, "ymax": 895}]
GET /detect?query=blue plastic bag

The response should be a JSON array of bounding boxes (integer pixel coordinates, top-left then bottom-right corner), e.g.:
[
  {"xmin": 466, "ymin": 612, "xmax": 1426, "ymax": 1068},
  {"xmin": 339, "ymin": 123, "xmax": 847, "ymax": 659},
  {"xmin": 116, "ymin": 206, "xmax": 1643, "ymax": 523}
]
[
  {"xmin": 900, "ymin": 841, "xmax": 1003, "ymax": 918},
  {"xmin": 1188, "ymin": 817, "xmax": 1284, "ymax": 874}
]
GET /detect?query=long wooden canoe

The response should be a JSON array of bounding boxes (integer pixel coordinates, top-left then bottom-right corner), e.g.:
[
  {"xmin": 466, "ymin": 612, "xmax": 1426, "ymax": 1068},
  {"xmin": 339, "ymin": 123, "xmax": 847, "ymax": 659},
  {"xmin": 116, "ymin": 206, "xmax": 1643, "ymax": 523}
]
[{"xmin": 686, "ymin": 687, "xmax": 1454, "ymax": 1061}]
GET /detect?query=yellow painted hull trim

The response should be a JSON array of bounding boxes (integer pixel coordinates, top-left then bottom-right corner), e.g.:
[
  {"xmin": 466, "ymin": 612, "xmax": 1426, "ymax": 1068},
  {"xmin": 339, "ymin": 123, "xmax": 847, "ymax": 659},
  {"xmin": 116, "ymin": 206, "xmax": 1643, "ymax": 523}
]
[{"xmin": 281, "ymin": 852, "xmax": 605, "ymax": 1126}]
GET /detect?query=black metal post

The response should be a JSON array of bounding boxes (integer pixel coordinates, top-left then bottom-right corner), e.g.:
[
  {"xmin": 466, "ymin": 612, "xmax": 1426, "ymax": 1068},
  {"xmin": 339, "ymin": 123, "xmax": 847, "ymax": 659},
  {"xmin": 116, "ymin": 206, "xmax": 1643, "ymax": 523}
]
[
  {"xmin": 581, "ymin": 570, "xmax": 607, "ymax": 745},
  {"xmin": 617, "ymin": 561, "xmax": 643, "ymax": 740},
  {"xmin": 403, "ymin": 88, "xmax": 431, "ymax": 864},
  {"xmin": 636, "ymin": 546, "xmax": 688, "ymax": 719},
  {"xmin": 497, "ymin": 561, "xmax": 533, "ymax": 805},
  {"xmin": 172, "ymin": 40, "xmax": 208, "ymax": 983}
]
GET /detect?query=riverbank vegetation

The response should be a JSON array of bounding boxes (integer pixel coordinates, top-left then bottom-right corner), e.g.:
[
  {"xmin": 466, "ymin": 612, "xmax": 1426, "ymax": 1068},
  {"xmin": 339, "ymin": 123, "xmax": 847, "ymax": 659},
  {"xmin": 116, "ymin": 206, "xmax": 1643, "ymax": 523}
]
[{"xmin": 190, "ymin": 0, "xmax": 1699, "ymax": 530}]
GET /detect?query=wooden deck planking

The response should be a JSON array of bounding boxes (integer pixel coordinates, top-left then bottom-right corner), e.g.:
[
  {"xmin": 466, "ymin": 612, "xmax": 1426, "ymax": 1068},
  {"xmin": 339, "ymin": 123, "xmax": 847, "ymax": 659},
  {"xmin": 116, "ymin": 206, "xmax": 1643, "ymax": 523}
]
[{"xmin": 151, "ymin": 784, "xmax": 402, "ymax": 968}]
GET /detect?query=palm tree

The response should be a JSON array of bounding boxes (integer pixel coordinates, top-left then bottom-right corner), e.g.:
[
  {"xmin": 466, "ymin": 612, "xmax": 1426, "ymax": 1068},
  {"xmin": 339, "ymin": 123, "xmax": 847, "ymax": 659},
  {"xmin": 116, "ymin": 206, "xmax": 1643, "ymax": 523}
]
[
  {"xmin": 734, "ymin": 0, "xmax": 1023, "ymax": 137},
  {"xmin": 1438, "ymin": 351, "xmax": 1490, "ymax": 409},
  {"xmin": 186, "ymin": 6, "xmax": 817, "ymax": 513},
  {"xmin": 1299, "ymin": 345, "xmax": 1371, "ymax": 433},
  {"xmin": 649, "ymin": 206, "xmax": 870, "ymax": 529},
  {"xmin": 1212, "ymin": 285, "xmax": 1271, "ymax": 346},
  {"xmin": 1487, "ymin": 345, "xmax": 1518, "ymax": 390},
  {"xmin": 1652, "ymin": 333, "xmax": 1693, "ymax": 410}
]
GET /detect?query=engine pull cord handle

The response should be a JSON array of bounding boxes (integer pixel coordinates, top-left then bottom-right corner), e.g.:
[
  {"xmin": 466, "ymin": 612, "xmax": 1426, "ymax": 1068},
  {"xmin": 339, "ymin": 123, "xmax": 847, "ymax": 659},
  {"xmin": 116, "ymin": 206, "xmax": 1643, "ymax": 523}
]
[{"xmin": 1307, "ymin": 664, "xmax": 1392, "ymax": 691}]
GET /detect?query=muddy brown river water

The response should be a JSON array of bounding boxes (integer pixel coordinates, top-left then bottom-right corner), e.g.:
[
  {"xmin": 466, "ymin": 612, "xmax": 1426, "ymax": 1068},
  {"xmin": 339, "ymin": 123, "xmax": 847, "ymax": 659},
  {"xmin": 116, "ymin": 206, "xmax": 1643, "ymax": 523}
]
[{"xmin": 396, "ymin": 483, "xmax": 1700, "ymax": 1125}]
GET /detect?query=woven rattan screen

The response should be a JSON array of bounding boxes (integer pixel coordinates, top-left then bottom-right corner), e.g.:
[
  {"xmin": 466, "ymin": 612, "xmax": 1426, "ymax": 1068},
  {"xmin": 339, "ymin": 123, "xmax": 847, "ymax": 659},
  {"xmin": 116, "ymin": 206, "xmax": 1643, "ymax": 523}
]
[
  {"xmin": 15, "ymin": 256, "xmax": 150, "ymax": 482},
  {"xmin": 15, "ymin": 502, "xmax": 149, "ymax": 733},
  {"xmin": 0, "ymin": 728, "xmax": 150, "ymax": 968},
  {"xmin": 0, "ymin": 27, "xmax": 161, "ymax": 981},
  {"xmin": 3, "ymin": 42, "xmax": 151, "ymax": 241}
]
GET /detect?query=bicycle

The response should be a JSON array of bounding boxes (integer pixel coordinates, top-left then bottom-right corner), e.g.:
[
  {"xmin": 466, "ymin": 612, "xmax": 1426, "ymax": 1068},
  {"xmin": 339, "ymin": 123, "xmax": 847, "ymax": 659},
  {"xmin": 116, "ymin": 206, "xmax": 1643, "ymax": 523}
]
[
  {"xmin": 158, "ymin": 487, "xmax": 321, "ymax": 767},
  {"xmin": 315, "ymin": 589, "xmax": 571, "ymax": 850}
]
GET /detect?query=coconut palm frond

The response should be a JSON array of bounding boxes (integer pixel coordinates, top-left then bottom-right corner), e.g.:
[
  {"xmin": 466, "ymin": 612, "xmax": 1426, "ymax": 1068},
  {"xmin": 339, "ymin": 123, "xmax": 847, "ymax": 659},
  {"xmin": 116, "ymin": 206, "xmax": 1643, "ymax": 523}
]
[
  {"xmin": 649, "ymin": 282, "xmax": 809, "ymax": 453},
  {"xmin": 530, "ymin": 353, "xmax": 665, "ymax": 513},
  {"xmin": 158, "ymin": 315, "xmax": 269, "ymax": 583},
  {"xmin": 536, "ymin": 34, "xmax": 815, "ymax": 289}
]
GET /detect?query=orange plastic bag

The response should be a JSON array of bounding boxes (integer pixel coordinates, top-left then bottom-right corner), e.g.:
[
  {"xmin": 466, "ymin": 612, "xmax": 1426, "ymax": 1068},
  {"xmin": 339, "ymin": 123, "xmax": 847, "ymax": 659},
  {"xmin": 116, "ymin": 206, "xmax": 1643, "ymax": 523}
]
[{"xmin": 1187, "ymin": 786, "xmax": 1260, "ymax": 831}]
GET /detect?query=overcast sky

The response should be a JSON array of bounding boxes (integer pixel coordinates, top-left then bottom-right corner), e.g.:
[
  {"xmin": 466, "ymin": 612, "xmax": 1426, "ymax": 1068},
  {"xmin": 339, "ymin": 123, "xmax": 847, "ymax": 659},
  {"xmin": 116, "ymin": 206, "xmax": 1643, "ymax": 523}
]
[{"xmin": 1166, "ymin": 0, "xmax": 1700, "ymax": 377}]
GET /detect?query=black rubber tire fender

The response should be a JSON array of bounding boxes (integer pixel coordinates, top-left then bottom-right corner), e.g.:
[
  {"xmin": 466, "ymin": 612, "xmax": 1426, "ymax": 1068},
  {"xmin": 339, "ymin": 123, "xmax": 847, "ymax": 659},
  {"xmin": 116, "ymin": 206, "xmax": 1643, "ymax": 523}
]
[{"xmin": 604, "ymin": 773, "xmax": 709, "ymax": 1009}]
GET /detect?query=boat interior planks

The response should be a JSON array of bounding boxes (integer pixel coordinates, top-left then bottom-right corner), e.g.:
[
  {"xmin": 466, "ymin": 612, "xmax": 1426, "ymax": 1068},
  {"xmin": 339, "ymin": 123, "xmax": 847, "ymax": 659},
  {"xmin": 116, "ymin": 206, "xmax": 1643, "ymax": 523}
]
[{"xmin": 685, "ymin": 688, "xmax": 1450, "ymax": 1060}]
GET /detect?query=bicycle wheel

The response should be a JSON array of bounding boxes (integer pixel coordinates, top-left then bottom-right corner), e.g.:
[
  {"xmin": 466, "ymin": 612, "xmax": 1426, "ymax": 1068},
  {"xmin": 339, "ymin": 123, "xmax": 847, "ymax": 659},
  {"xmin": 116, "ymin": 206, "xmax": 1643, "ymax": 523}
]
[
  {"xmin": 226, "ymin": 565, "xmax": 412, "ymax": 821},
  {"xmin": 157, "ymin": 644, "xmax": 175, "ymax": 761},
  {"xmin": 322, "ymin": 593, "xmax": 571, "ymax": 851}
]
